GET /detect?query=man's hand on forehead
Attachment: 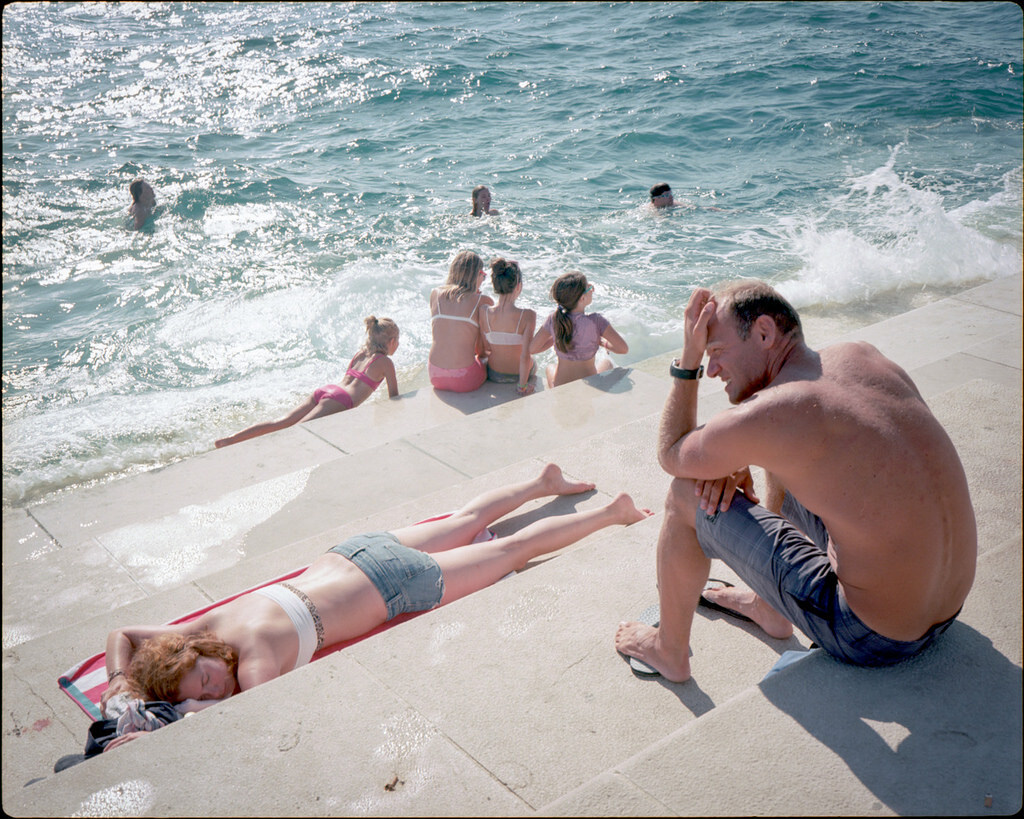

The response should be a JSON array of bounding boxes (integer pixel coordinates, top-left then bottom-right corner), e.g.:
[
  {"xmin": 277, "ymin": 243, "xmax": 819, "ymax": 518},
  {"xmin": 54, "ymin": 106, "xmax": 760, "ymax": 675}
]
[{"xmin": 683, "ymin": 288, "xmax": 717, "ymax": 365}]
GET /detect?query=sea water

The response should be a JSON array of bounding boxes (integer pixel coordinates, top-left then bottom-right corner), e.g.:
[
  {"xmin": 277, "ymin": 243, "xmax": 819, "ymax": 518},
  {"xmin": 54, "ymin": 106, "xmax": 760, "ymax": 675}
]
[{"xmin": 3, "ymin": 1, "xmax": 1021, "ymax": 508}]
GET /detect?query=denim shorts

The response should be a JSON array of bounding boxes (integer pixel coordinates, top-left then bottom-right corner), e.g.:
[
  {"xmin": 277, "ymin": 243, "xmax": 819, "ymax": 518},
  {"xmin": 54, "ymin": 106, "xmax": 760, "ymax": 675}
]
[
  {"xmin": 695, "ymin": 493, "xmax": 957, "ymax": 666},
  {"xmin": 328, "ymin": 532, "xmax": 445, "ymax": 621}
]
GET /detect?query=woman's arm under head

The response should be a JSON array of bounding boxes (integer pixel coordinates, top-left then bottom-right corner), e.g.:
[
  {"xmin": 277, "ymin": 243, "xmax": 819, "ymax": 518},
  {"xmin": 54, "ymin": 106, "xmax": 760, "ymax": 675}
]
[{"xmin": 101, "ymin": 622, "xmax": 202, "ymax": 714}]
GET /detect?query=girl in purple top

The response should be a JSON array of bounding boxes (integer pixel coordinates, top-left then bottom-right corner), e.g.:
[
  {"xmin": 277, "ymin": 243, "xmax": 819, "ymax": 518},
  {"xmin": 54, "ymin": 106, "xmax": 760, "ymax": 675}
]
[{"xmin": 530, "ymin": 271, "xmax": 628, "ymax": 388}]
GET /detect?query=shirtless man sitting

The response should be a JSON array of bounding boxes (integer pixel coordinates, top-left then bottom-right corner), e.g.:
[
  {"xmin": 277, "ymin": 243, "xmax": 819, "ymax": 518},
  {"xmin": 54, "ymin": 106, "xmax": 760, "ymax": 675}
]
[
  {"xmin": 615, "ymin": 281, "xmax": 977, "ymax": 681},
  {"xmin": 103, "ymin": 464, "xmax": 650, "ymax": 741}
]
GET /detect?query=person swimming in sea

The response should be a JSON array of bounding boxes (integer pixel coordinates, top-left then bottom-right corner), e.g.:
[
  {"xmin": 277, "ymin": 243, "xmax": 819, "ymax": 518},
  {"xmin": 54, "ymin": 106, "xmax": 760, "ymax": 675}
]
[
  {"xmin": 649, "ymin": 182, "xmax": 678, "ymax": 209},
  {"xmin": 471, "ymin": 185, "xmax": 499, "ymax": 216},
  {"xmin": 129, "ymin": 178, "xmax": 157, "ymax": 229},
  {"xmin": 649, "ymin": 181, "xmax": 723, "ymax": 212}
]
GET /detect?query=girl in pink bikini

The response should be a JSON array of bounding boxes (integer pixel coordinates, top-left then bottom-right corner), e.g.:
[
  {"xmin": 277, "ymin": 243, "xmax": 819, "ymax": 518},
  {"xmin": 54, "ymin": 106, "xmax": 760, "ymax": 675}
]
[
  {"xmin": 428, "ymin": 250, "xmax": 493, "ymax": 392},
  {"xmin": 214, "ymin": 316, "xmax": 400, "ymax": 448}
]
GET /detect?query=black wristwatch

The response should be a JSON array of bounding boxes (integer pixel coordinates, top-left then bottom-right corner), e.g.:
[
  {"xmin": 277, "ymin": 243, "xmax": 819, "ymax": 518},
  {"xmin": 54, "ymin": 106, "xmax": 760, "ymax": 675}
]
[{"xmin": 670, "ymin": 359, "xmax": 704, "ymax": 380}]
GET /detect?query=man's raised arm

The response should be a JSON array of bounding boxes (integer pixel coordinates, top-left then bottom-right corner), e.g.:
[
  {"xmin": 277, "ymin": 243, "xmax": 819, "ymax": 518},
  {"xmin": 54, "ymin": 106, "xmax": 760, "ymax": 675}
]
[{"xmin": 657, "ymin": 288, "xmax": 715, "ymax": 475}]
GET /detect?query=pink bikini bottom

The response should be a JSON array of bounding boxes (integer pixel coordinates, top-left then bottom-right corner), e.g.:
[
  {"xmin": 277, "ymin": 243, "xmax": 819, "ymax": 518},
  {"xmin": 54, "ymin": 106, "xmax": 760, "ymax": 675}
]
[
  {"xmin": 428, "ymin": 358, "xmax": 487, "ymax": 393},
  {"xmin": 313, "ymin": 384, "xmax": 355, "ymax": 410}
]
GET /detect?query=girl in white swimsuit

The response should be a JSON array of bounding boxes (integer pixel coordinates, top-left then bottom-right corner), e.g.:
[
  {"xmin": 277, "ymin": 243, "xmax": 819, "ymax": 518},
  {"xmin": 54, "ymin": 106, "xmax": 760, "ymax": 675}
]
[{"xmin": 481, "ymin": 258, "xmax": 537, "ymax": 395}]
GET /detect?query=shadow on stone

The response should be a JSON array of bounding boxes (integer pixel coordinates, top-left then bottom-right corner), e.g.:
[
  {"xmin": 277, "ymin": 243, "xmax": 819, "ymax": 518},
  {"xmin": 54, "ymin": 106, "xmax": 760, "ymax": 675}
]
[{"xmin": 759, "ymin": 623, "xmax": 1023, "ymax": 815}]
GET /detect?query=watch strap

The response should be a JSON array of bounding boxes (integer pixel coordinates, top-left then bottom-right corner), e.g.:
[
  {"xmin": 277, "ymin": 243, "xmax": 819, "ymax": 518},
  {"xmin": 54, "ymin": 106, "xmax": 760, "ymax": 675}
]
[{"xmin": 670, "ymin": 360, "xmax": 704, "ymax": 380}]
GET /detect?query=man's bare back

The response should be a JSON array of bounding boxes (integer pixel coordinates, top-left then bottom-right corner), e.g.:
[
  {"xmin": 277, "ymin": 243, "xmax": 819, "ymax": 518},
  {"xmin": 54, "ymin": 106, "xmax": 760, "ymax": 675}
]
[{"xmin": 728, "ymin": 340, "xmax": 976, "ymax": 639}]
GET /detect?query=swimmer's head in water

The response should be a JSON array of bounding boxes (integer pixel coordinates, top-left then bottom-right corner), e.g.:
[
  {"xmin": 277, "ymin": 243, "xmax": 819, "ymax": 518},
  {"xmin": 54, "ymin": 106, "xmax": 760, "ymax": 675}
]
[{"xmin": 649, "ymin": 182, "xmax": 672, "ymax": 207}]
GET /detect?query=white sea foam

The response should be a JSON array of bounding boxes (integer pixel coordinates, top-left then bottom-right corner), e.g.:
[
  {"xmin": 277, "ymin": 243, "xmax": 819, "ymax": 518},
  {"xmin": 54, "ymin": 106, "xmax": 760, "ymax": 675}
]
[{"xmin": 776, "ymin": 151, "xmax": 1022, "ymax": 308}]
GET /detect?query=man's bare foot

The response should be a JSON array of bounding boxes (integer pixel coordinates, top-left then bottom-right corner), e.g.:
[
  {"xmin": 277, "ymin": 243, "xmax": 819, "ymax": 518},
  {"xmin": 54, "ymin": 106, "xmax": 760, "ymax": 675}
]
[
  {"xmin": 539, "ymin": 463, "xmax": 596, "ymax": 496},
  {"xmin": 614, "ymin": 621, "xmax": 691, "ymax": 682},
  {"xmin": 608, "ymin": 493, "xmax": 654, "ymax": 526},
  {"xmin": 703, "ymin": 584, "xmax": 794, "ymax": 639}
]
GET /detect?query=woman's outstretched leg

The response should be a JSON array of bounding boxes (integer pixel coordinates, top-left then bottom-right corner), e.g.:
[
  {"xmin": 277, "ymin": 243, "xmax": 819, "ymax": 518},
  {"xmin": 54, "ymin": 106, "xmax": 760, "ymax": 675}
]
[
  {"xmin": 434, "ymin": 493, "xmax": 651, "ymax": 604},
  {"xmin": 392, "ymin": 463, "xmax": 595, "ymax": 554}
]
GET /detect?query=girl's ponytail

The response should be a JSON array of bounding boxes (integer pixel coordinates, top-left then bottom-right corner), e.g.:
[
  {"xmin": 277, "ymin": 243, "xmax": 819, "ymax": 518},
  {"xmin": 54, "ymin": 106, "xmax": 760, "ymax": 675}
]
[{"xmin": 550, "ymin": 272, "xmax": 587, "ymax": 354}]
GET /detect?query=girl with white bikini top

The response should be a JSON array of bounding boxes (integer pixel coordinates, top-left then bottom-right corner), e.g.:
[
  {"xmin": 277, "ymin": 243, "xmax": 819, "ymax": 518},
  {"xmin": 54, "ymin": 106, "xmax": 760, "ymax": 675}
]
[{"xmin": 481, "ymin": 258, "xmax": 537, "ymax": 395}]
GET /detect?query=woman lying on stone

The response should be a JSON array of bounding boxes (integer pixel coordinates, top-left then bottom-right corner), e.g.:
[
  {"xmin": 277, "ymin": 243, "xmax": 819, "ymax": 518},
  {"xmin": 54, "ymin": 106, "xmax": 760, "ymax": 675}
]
[{"xmin": 101, "ymin": 464, "xmax": 649, "ymax": 745}]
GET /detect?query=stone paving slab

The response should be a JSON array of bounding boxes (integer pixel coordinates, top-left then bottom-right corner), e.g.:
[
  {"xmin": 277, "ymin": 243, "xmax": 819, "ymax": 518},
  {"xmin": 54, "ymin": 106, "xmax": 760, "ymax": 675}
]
[
  {"xmin": 2, "ymin": 519, "xmax": 807, "ymax": 817},
  {"xmin": 1, "ymin": 508, "xmax": 58, "ymax": 566},
  {"xmin": 3, "ymin": 581, "xmax": 217, "ymax": 794},
  {"xmin": 7, "ymin": 654, "xmax": 535, "ymax": 818},
  {"xmin": 954, "ymin": 273, "xmax": 1023, "ymax": 314},
  {"xmin": 307, "ymin": 382, "xmax": 520, "ymax": 452},
  {"xmin": 2, "ymin": 536, "xmax": 148, "ymax": 649},
  {"xmin": 2, "ymin": 443, "xmax": 470, "ymax": 649},
  {"xmin": 23, "ymin": 426, "xmax": 345, "ymax": 551},
  {"xmin": 926, "ymin": 379, "xmax": 1022, "ymax": 557},
  {"xmin": 838, "ymin": 282, "xmax": 1020, "ymax": 374},
  {"xmin": 342, "ymin": 519, "xmax": 810, "ymax": 812},
  {"xmin": 403, "ymin": 367, "xmax": 673, "ymax": 479}
]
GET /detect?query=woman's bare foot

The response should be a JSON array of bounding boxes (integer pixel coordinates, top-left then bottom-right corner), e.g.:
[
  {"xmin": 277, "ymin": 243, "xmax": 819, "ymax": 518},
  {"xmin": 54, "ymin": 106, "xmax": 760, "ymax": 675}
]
[
  {"xmin": 607, "ymin": 492, "xmax": 653, "ymax": 526},
  {"xmin": 538, "ymin": 463, "xmax": 596, "ymax": 496},
  {"xmin": 703, "ymin": 585, "xmax": 794, "ymax": 639},
  {"xmin": 614, "ymin": 621, "xmax": 691, "ymax": 682}
]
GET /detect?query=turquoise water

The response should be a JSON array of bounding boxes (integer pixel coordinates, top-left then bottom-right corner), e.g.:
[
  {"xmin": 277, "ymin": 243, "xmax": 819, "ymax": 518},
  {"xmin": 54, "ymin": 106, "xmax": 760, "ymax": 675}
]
[{"xmin": 3, "ymin": 1, "xmax": 1021, "ymax": 507}]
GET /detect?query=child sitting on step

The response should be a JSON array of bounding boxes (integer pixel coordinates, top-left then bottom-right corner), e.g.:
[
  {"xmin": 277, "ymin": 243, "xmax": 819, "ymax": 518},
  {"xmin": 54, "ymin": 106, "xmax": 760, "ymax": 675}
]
[{"xmin": 530, "ymin": 271, "xmax": 628, "ymax": 388}]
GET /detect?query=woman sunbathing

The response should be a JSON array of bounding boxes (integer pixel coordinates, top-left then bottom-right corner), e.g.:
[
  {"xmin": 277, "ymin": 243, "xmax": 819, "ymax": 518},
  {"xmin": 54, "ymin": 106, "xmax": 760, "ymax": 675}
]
[{"xmin": 102, "ymin": 464, "xmax": 650, "ymax": 737}]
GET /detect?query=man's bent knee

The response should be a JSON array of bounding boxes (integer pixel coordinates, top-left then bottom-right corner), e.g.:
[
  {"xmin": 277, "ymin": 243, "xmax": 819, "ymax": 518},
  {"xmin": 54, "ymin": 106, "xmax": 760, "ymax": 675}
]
[{"xmin": 664, "ymin": 478, "xmax": 700, "ymax": 528}]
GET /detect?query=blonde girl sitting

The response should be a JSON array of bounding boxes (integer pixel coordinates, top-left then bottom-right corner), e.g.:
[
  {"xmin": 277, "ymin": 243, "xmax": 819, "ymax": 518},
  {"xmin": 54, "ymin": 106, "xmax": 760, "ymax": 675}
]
[
  {"xmin": 530, "ymin": 271, "xmax": 628, "ymax": 388},
  {"xmin": 428, "ymin": 250, "xmax": 493, "ymax": 392},
  {"xmin": 215, "ymin": 316, "xmax": 400, "ymax": 448}
]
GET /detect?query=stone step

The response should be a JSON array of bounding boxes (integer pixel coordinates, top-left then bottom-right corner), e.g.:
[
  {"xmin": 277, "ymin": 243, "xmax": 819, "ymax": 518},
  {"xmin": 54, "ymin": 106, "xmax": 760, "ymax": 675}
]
[
  {"xmin": 2, "ymin": 274, "xmax": 1019, "ymax": 816},
  {"xmin": 540, "ymin": 531, "xmax": 1022, "ymax": 817}
]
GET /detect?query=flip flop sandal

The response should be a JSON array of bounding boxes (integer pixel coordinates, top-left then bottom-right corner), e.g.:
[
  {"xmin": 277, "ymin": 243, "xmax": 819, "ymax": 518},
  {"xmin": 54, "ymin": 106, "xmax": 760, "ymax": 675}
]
[{"xmin": 698, "ymin": 578, "xmax": 754, "ymax": 623}]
